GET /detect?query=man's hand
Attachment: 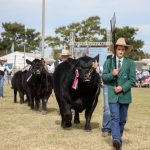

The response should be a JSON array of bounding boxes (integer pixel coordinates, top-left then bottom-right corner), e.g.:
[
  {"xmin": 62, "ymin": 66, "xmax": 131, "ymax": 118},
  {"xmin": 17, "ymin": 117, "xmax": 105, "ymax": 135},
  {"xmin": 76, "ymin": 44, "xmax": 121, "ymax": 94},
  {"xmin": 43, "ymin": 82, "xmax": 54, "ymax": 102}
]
[
  {"xmin": 114, "ymin": 86, "xmax": 122, "ymax": 93},
  {"xmin": 92, "ymin": 60, "xmax": 98, "ymax": 69},
  {"xmin": 112, "ymin": 69, "xmax": 119, "ymax": 76}
]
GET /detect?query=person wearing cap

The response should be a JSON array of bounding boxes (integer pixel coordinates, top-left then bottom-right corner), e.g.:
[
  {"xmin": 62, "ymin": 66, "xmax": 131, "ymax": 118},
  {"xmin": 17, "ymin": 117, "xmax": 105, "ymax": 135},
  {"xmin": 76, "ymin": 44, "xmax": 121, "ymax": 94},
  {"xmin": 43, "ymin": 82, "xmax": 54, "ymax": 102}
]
[
  {"xmin": 102, "ymin": 37, "xmax": 136, "ymax": 150},
  {"xmin": 48, "ymin": 49, "xmax": 71, "ymax": 74}
]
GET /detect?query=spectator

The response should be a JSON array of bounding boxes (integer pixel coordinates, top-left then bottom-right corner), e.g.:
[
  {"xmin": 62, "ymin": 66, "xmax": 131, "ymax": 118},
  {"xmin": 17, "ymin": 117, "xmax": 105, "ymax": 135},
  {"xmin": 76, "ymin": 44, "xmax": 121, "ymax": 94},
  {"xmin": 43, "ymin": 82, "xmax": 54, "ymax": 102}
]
[
  {"xmin": 0, "ymin": 58, "xmax": 12, "ymax": 98},
  {"xmin": 101, "ymin": 54, "xmax": 113, "ymax": 137}
]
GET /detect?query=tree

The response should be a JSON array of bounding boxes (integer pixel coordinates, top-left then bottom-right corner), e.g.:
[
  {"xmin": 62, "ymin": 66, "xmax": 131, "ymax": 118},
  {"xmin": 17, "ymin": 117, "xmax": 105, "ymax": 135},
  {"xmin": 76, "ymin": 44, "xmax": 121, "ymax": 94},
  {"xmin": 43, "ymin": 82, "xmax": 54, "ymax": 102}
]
[
  {"xmin": 46, "ymin": 16, "xmax": 105, "ymax": 50},
  {"xmin": 101, "ymin": 26, "xmax": 145, "ymax": 60},
  {"xmin": 25, "ymin": 29, "xmax": 40, "ymax": 52},
  {"xmin": 51, "ymin": 49, "xmax": 61, "ymax": 60},
  {"xmin": 0, "ymin": 22, "xmax": 40, "ymax": 55},
  {"xmin": 46, "ymin": 17, "xmax": 147, "ymax": 60},
  {"xmin": 1, "ymin": 22, "xmax": 25, "ymax": 53}
]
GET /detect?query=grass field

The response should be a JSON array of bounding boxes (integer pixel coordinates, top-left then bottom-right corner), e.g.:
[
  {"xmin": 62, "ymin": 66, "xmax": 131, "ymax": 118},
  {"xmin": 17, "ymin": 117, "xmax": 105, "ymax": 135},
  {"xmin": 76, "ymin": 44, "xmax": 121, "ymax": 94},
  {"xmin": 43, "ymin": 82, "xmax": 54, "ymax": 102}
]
[{"xmin": 0, "ymin": 85, "xmax": 150, "ymax": 150}]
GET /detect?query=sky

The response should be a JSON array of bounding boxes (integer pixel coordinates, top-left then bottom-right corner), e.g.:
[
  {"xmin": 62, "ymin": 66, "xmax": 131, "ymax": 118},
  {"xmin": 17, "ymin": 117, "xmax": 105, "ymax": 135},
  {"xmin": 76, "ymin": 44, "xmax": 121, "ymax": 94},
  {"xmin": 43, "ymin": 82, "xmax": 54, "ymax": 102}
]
[{"xmin": 0, "ymin": 0, "xmax": 150, "ymax": 57}]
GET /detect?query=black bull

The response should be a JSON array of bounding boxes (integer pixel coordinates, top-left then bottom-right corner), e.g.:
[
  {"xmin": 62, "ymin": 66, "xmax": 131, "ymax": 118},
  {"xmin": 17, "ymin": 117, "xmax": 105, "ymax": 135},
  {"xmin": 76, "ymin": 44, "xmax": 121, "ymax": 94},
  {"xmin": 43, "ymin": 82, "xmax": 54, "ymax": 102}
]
[
  {"xmin": 11, "ymin": 70, "xmax": 29, "ymax": 104},
  {"xmin": 26, "ymin": 59, "xmax": 53, "ymax": 113},
  {"xmin": 53, "ymin": 56, "xmax": 101, "ymax": 131}
]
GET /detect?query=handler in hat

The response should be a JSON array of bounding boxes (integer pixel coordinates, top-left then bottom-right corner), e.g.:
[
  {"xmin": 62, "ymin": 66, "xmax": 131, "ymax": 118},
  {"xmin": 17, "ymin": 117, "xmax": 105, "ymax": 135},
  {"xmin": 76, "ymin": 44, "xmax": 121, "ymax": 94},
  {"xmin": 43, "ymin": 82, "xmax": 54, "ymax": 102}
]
[
  {"xmin": 102, "ymin": 37, "xmax": 136, "ymax": 150},
  {"xmin": 48, "ymin": 49, "xmax": 71, "ymax": 73}
]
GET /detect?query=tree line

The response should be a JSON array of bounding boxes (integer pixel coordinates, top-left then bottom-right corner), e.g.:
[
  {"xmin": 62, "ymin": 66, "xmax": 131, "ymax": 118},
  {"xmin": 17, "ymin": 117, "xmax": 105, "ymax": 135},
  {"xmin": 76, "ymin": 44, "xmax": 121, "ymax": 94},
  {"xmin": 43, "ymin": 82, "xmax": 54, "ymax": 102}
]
[{"xmin": 0, "ymin": 16, "xmax": 149, "ymax": 60}]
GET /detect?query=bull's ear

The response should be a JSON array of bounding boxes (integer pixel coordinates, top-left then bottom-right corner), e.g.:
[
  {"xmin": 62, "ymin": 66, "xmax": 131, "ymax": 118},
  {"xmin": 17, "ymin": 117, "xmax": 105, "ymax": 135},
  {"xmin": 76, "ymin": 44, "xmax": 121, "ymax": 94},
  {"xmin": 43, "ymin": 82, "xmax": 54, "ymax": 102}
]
[
  {"xmin": 75, "ymin": 59, "xmax": 79, "ymax": 67},
  {"xmin": 93, "ymin": 54, "xmax": 99, "ymax": 62},
  {"xmin": 26, "ymin": 59, "xmax": 32, "ymax": 65}
]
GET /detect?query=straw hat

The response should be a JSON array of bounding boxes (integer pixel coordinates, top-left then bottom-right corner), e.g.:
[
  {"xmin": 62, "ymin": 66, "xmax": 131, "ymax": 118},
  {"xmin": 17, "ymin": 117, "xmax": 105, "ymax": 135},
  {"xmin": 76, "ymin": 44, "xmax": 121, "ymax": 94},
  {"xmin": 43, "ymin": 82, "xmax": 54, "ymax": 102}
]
[
  {"xmin": 60, "ymin": 49, "xmax": 70, "ymax": 56},
  {"xmin": 0, "ymin": 58, "xmax": 7, "ymax": 62},
  {"xmin": 109, "ymin": 37, "xmax": 133, "ymax": 54}
]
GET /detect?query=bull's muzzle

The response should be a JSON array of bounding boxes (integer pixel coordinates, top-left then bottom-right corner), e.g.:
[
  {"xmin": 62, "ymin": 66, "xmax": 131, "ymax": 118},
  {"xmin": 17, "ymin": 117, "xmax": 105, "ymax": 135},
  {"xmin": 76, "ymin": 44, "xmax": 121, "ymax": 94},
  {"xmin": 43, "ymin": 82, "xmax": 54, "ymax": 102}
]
[
  {"xmin": 83, "ymin": 74, "xmax": 91, "ymax": 82},
  {"xmin": 33, "ymin": 69, "xmax": 41, "ymax": 75}
]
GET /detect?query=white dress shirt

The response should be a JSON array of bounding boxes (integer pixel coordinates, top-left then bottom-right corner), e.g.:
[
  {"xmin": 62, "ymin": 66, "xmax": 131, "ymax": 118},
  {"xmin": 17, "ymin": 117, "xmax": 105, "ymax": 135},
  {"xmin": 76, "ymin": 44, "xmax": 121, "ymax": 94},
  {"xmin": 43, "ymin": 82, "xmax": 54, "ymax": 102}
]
[
  {"xmin": 116, "ymin": 57, "xmax": 124, "ymax": 69},
  {"xmin": 47, "ymin": 60, "xmax": 62, "ymax": 73}
]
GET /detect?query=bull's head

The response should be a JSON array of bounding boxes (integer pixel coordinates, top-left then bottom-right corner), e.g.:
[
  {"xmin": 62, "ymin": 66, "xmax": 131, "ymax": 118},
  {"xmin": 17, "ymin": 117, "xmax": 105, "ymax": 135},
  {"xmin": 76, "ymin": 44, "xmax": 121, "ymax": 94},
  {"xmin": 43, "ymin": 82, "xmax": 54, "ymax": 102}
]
[
  {"xmin": 76, "ymin": 55, "xmax": 99, "ymax": 82},
  {"xmin": 26, "ymin": 59, "xmax": 44, "ymax": 76}
]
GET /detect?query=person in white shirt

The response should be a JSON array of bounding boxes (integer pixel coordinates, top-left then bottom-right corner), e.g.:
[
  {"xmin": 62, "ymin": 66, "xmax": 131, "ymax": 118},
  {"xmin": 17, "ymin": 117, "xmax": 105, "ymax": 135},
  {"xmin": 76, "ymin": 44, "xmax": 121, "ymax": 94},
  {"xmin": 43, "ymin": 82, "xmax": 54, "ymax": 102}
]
[
  {"xmin": 0, "ymin": 58, "xmax": 12, "ymax": 97},
  {"xmin": 47, "ymin": 49, "xmax": 71, "ymax": 74}
]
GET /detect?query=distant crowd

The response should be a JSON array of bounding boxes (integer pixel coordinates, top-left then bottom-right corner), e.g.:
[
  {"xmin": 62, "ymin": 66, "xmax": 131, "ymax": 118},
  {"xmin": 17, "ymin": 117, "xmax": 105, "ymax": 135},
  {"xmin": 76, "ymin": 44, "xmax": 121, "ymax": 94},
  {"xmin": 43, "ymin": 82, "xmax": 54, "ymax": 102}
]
[{"xmin": 136, "ymin": 68, "xmax": 150, "ymax": 87}]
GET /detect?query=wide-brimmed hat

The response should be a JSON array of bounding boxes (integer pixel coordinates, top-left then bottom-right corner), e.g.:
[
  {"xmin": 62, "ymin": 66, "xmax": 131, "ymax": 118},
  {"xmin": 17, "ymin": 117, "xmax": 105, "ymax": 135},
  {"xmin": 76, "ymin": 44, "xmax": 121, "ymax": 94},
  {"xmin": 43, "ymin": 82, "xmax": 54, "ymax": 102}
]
[
  {"xmin": 0, "ymin": 58, "xmax": 7, "ymax": 62},
  {"xmin": 109, "ymin": 37, "xmax": 133, "ymax": 54},
  {"xmin": 60, "ymin": 49, "xmax": 71, "ymax": 56}
]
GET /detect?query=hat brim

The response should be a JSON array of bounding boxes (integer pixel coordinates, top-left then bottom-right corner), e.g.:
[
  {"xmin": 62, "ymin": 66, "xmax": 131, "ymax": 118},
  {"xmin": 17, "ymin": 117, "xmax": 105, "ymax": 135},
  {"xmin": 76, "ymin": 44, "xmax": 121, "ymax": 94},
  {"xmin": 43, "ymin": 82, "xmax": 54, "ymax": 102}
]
[
  {"xmin": 60, "ymin": 54, "xmax": 71, "ymax": 56},
  {"xmin": 109, "ymin": 44, "xmax": 133, "ymax": 54},
  {"xmin": 0, "ymin": 59, "xmax": 7, "ymax": 62}
]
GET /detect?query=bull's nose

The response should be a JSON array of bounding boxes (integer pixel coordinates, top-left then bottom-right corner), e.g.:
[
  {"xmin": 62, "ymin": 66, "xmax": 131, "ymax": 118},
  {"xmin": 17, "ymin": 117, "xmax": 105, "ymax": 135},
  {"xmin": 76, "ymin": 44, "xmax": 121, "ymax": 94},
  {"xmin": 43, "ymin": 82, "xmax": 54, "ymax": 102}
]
[
  {"xmin": 84, "ymin": 74, "xmax": 89, "ymax": 78},
  {"xmin": 36, "ymin": 70, "xmax": 41, "ymax": 74}
]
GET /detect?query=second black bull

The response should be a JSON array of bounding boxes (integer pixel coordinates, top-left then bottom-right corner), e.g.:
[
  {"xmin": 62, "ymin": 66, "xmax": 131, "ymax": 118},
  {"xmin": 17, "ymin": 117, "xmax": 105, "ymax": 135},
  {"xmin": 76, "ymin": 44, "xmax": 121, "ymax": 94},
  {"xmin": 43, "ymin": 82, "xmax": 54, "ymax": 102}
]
[
  {"xmin": 26, "ymin": 59, "xmax": 53, "ymax": 113},
  {"xmin": 53, "ymin": 56, "xmax": 101, "ymax": 131}
]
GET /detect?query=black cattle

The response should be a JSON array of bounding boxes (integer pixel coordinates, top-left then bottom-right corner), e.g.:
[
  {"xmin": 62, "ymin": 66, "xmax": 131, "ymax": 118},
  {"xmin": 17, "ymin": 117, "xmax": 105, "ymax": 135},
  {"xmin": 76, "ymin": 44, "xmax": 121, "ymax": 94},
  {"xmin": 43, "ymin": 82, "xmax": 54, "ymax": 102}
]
[
  {"xmin": 53, "ymin": 56, "xmax": 101, "ymax": 131},
  {"xmin": 26, "ymin": 59, "xmax": 53, "ymax": 113},
  {"xmin": 11, "ymin": 70, "xmax": 31, "ymax": 105}
]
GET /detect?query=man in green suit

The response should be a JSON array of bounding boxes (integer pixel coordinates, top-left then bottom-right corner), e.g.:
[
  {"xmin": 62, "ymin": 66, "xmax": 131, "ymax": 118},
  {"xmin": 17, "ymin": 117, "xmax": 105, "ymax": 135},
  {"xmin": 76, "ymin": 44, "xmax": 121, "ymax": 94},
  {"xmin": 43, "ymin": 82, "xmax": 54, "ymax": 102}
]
[{"xmin": 102, "ymin": 37, "xmax": 136, "ymax": 150}]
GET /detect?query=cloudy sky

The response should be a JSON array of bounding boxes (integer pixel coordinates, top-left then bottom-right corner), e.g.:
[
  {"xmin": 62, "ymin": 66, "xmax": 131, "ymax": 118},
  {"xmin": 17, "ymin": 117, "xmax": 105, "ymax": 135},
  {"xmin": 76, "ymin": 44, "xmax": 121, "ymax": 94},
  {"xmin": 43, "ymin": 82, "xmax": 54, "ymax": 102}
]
[{"xmin": 0, "ymin": 0, "xmax": 150, "ymax": 55}]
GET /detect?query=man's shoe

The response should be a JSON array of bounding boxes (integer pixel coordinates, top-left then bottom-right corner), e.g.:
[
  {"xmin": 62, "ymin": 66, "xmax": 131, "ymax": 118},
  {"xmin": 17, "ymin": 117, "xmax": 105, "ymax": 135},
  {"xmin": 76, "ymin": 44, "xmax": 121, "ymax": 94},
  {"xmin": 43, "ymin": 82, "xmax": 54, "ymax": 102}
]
[
  {"xmin": 102, "ymin": 131, "xmax": 111, "ymax": 137},
  {"xmin": 113, "ymin": 139, "xmax": 121, "ymax": 150}
]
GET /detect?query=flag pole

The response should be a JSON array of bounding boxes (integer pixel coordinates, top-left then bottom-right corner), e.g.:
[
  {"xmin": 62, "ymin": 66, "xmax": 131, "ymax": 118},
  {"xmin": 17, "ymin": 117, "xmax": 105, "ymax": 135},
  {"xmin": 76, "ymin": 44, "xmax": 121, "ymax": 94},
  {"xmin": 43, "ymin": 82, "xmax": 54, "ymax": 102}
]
[
  {"xmin": 110, "ymin": 12, "xmax": 118, "ymax": 85},
  {"xmin": 24, "ymin": 29, "xmax": 26, "ymax": 67},
  {"xmin": 5, "ymin": 49, "xmax": 7, "ymax": 61},
  {"xmin": 41, "ymin": 0, "xmax": 45, "ymax": 58}
]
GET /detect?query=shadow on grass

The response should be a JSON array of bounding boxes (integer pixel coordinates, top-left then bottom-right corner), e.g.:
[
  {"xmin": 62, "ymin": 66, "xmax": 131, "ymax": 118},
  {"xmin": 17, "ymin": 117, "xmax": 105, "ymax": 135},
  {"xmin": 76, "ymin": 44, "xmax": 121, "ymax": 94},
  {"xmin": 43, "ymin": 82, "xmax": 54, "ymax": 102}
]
[
  {"xmin": 123, "ymin": 139, "xmax": 131, "ymax": 144},
  {"xmin": 103, "ymin": 138, "xmax": 113, "ymax": 148},
  {"xmin": 46, "ymin": 107, "xmax": 58, "ymax": 114},
  {"xmin": 55, "ymin": 120, "xmax": 99, "ymax": 130}
]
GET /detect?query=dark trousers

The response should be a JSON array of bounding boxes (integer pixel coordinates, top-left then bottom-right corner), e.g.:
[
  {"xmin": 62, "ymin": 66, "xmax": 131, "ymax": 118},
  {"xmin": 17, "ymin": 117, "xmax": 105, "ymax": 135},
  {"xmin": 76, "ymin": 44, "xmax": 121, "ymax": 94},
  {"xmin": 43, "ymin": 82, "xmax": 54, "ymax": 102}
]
[{"xmin": 109, "ymin": 103, "xmax": 129, "ymax": 144}]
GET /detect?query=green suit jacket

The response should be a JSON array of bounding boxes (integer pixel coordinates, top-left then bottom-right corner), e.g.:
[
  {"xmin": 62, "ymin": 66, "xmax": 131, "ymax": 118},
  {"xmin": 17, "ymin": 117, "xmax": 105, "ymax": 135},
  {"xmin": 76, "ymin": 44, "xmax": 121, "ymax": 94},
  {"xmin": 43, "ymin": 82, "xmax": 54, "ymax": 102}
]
[{"xmin": 102, "ymin": 57, "xmax": 136, "ymax": 104}]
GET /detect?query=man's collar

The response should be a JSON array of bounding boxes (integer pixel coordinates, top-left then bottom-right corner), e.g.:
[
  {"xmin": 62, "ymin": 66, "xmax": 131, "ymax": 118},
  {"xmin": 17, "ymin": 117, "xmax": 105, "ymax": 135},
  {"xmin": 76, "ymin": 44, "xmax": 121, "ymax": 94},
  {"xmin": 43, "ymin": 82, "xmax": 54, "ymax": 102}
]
[{"xmin": 116, "ymin": 57, "xmax": 124, "ymax": 62}]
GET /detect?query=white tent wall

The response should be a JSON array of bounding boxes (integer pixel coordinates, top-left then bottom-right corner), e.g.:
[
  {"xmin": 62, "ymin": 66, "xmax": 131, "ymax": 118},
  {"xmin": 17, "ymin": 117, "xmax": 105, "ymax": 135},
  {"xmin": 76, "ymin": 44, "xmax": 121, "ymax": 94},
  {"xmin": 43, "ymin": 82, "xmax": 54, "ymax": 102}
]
[{"xmin": 0, "ymin": 51, "xmax": 41, "ymax": 70}]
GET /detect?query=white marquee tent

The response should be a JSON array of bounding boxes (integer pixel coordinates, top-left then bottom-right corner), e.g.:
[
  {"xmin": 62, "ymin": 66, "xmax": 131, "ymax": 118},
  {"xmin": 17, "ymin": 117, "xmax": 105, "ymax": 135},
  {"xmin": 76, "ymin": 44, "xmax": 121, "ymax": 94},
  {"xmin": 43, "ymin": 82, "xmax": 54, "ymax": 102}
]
[{"xmin": 0, "ymin": 51, "xmax": 41, "ymax": 70}]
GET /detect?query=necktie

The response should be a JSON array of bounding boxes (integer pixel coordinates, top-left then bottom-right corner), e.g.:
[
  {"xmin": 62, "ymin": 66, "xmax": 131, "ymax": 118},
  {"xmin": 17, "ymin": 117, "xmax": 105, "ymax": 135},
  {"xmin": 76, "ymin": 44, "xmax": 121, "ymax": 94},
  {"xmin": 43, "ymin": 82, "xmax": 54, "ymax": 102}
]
[{"xmin": 118, "ymin": 60, "xmax": 121, "ymax": 70}]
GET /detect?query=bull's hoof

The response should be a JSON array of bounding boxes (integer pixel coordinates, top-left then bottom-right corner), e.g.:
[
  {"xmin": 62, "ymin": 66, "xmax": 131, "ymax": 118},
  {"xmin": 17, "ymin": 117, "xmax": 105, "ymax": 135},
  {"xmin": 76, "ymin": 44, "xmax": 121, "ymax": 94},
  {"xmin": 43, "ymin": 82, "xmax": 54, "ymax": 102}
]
[
  {"xmin": 31, "ymin": 107, "xmax": 34, "ymax": 110},
  {"xmin": 35, "ymin": 107, "xmax": 40, "ymax": 111},
  {"xmin": 66, "ymin": 121, "xmax": 72, "ymax": 127},
  {"xmin": 84, "ymin": 125, "xmax": 91, "ymax": 131},
  {"xmin": 74, "ymin": 118, "xmax": 80, "ymax": 124},
  {"xmin": 24, "ymin": 99, "xmax": 28, "ymax": 103},
  {"xmin": 42, "ymin": 110, "xmax": 47, "ymax": 115},
  {"xmin": 61, "ymin": 121, "xmax": 72, "ymax": 128}
]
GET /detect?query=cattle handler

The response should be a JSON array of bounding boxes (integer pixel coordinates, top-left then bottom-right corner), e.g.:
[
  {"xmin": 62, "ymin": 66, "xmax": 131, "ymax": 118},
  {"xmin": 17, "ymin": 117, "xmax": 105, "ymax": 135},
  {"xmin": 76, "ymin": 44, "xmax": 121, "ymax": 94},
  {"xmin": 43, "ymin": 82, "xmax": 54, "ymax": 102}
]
[
  {"xmin": 102, "ymin": 37, "xmax": 136, "ymax": 150},
  {"xmin": 47, "ymin": 49, "xmax": 71, "ymax": 74}
]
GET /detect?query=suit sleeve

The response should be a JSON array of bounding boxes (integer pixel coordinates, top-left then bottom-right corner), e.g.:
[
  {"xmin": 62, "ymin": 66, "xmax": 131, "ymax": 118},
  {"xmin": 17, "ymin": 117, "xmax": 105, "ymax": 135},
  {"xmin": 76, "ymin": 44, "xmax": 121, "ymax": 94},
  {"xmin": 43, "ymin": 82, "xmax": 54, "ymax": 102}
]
[
  {"xmin": 121, "ymin": 60, "xmax": 136, "ymax": 93},
  {"xmin": 102, "ymin": 59, "xmax": 115, "ymax": 83}
]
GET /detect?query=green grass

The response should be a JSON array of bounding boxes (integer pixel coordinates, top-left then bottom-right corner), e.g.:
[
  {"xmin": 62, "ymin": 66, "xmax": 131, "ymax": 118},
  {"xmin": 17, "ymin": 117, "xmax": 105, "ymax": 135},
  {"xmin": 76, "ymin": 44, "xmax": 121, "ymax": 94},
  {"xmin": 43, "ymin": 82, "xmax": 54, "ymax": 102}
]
[{"xmin": 0, "ymin": 85, "xmax": 150, "ymax": 150}]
